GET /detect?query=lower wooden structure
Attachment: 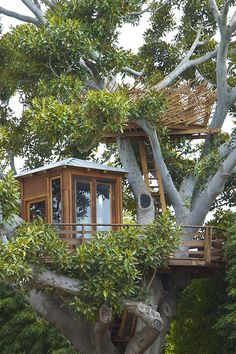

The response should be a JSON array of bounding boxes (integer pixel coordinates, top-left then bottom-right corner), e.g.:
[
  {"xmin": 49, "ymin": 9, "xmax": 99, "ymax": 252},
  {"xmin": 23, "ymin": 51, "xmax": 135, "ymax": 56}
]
[{"xmin": 52, "ymin": 222, "xmax": 225, "ymax": 346}]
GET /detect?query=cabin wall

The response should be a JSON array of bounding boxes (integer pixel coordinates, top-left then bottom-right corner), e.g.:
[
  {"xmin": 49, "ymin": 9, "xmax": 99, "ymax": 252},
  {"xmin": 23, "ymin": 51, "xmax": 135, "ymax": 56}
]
[{"xmin": 18, "ymin": 167, "xmax": 124, "ymax": 225}]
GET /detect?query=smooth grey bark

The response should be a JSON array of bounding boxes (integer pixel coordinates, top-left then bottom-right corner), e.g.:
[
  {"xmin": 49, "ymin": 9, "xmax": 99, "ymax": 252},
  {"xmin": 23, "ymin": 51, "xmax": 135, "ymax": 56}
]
[
  {"xmin": 117, "ymin": 137, "xmax": 155, "ymax": 224},
  {"xmin": 142, "ymin": 272, "xmax": 191, "ymax": 354},
  {"xmin": 187, "ymin": 148, "xmax": 236, "ymax": 225},
  {"xmin": 136, "ymin": 120, "xmax": 187, "ymax": 221},
  {"xmin": 0, "ymin": 6, "xmax": 39, "ymax": 24},
  {"xmin": 28, "ymin": 290, "xmax": 118, "ymax": 354},
  {"xmin": 154, "ymin": 26, "xmax": 218, "ymax": 91},
  {"xmin": 21, "ymin": 0, "xmax": 46, "ymax": 24},
  {"xmin": 32, "ymin": 269, "xmax": 81, "ymax": 294},
  {"xmin": 124, "ymin": 301, "xmax": 163, "ymax": 354}
]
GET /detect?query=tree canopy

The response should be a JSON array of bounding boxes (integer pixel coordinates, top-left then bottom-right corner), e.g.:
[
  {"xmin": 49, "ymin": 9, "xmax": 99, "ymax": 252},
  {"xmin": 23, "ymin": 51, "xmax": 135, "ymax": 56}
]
[{"xmin": 0, "ymin": 1, "xmax": 236, "ymax": 354}]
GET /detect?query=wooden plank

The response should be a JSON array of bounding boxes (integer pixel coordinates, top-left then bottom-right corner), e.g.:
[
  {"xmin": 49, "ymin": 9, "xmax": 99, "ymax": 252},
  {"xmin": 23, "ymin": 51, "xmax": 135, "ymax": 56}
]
[
  {"xmin": 169, "ymin": 258, "xmax": 207, "ymax": 266},
  {"xmin": 155, "ymin": 167, "xmax": 167, "ymax": 212},
  {"xmin": 169, "ymin": 128, "xmax": 221, "ymax": 135},
  {"xmin": 138, "ymin": 141, "xmax": 151, "ymax": 193},
  {"xmin": 181, "ymin": 241, "xmax": 205, "ymax": 247},
  {"xmin": 204, "ymin": 227, "xmax": 212, "ymax": 264}
]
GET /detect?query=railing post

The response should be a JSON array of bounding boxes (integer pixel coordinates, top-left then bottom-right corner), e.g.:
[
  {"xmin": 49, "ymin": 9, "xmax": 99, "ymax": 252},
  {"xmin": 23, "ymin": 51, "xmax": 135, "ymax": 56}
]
[{"xmin": 204, "ymin": 226, "xmax": 212, "ymax": 264}]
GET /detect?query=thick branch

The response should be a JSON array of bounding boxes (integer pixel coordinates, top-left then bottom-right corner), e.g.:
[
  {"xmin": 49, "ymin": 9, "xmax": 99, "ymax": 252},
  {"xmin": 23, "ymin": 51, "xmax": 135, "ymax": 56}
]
[
  {"xmin": 189, "ymin": 48, "xmax": 218, "ymax": 67},
  {"xmin": 189, "ymin": 148, "xmax": 236, "ymax": 225},
  {"xmin": 124, "ymin": 67, "xmax": 145, "ymax": 77},
  {"xmin": 124, "ymin": 301, "xmax": 163, "ymax": 354},
  {"xmin": 116, "ymin": 137, "xmax": 155, "ymax": 224},
  {"xmin": 0, "ymin": 6, "xmax": 39, "ymax": 24},
  {"xmin": 208, "ymin": 0, "xmax": 221, "ymax": 27},
  {"xmin": 218, "ymin": 134, "xmax": 236, "ymax": 159},
  {"xmin": 229, "ymin": 86, "xmax": 236, "ymax": 106},
  {"xmin": 155, "ymin": 29, "xmax": 217, "ymax": 91},
  {"xmin": 229, "ymin": 9, "xmax": 236, "ymax": 34},
  {"xmin": 92, "ymin": 304, "xmax": 117, "ymax": 354},
  {"xmin": 129, "ymin": 5, "xmax": 152, "ymax": 16},
  {"xmin": 21, "ymin": 0, "xmax": 46, "ymax": 24},
  {"xmin": 136, "ymin": 120, "xmax": 187, "ymax": 219},
  {"xmin": 32, "ymin": 269, "xmax": 81, "ymax": 294},
  {"xmin": 28, "ymin": 290, "xmax": 98, "ymax": 354},
  {"xmin": 179, "ymin": 175, "xmax": 197, "ymax": 202}
]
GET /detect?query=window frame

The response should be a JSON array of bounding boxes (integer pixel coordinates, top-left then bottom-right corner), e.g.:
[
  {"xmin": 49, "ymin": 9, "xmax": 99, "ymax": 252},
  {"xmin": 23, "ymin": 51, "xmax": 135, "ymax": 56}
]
[
  {"xmin": 72, "ymin": 175, "xmax": 116, "ymax": 227},
  {"xmin": 49, "ymin": 176, "xmax": 62, "ymax": 224},
  {"xmin": 27, "ymin": 197, "xmax": 47, "ymax": 222}
]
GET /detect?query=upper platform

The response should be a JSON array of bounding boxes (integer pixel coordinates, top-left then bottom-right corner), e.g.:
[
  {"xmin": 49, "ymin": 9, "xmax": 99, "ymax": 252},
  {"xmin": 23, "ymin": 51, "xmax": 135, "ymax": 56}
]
[{"xmin": 104, "ymin": 81, "xmax": 219, "ymax": 142}]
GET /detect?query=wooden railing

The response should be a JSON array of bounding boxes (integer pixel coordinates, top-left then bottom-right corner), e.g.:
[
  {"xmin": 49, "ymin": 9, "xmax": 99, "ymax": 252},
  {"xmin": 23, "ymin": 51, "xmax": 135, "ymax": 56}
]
[
  {"xmin": 174, "ymin": 225, "xmax": 225, "ymax": 264},
  {"xmin": 52, "ymin": 223, "xmax": 226, "ymax": 265}
]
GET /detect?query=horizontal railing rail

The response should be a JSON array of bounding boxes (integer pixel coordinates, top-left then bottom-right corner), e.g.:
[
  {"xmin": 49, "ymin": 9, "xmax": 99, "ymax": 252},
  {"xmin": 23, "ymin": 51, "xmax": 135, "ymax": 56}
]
[{"xmin": 50, "ymin": 223, "xmax": 226, "ymax": 264}]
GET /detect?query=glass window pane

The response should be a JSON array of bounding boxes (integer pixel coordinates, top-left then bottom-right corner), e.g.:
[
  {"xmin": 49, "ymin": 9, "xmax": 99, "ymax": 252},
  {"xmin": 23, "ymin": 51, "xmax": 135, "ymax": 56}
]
[
  {"xmin": 75, "ymin": 180, "xmax": 91, "ymax": 237},
  {"xmin": 96, "ymin": 183, "xmax": 111, "ymax": 231},
  {"xmin": 51, "ymin": 178, "xmax": 61, "ymax": 223},
  {"xmin": 29, "ymin": 201, "xmax": 46, "ymax": 221}
]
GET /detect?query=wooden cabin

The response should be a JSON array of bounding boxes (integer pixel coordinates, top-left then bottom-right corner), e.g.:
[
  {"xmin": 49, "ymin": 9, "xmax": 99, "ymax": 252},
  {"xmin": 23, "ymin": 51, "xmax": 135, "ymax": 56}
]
[
  {"xmin": 16, "ymin": 158, "xmax": 126, "ymax": 243},
  {"xmin": 16, "ymin": 157, "xmax": 225, "ymax": 266}
]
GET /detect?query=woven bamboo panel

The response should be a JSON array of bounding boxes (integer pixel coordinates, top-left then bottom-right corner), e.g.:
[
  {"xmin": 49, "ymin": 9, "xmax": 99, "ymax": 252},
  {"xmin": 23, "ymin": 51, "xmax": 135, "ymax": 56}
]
[{"xmin": 125, "ymin": 80, "xmax": 216, "ymax": 129}]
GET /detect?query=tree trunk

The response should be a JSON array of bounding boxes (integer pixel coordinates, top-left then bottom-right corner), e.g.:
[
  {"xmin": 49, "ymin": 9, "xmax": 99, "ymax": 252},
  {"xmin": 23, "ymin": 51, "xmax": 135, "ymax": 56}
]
[
  {"xmin": 28, "ymin": 290, "xmax": 118, "ymax": 354},
  {"xmin": 143, "ymin": 272, "xmax": 191, "ymax": 354},
  {"xmin": 117, "ymin": 137, "xmax": 155, "ymax": 224}
]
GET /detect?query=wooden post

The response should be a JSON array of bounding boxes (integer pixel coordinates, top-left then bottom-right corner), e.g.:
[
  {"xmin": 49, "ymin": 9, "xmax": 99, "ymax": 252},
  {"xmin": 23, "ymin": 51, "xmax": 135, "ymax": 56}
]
[
  {"xmin": 155, "ymin": 166, "xmax": 167, "ymax": 212},
  {"xmin": 138, "ymin": 141, "xmax": 151, "ymax": 193},
  {"xmin": 204, "ymin": 227, "xmax": 212, "ymax": 264},
  {"xmin": 118, "ymin": 310, "xmax": 127, "ymax": 338}
]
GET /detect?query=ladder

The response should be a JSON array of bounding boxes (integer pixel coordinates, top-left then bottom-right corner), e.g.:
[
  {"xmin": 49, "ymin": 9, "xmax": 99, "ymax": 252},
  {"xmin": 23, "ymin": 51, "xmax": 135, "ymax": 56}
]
[{"xmin": 138, "ymin": 141, "xmax": 167, "ymax": 213}]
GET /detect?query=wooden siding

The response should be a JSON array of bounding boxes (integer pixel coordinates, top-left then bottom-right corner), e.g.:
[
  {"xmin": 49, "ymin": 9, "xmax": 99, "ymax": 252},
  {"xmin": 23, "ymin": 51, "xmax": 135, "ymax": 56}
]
[{"xmin": 17, "ymin": 166, "xmax": 123, "ymax": 225}]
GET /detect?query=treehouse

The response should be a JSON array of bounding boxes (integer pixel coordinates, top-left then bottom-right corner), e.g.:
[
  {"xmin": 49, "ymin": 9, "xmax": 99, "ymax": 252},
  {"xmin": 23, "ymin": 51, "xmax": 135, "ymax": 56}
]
[
  {"xmin": 16, "ymin": 157, "xmax": 225, "ymax": 347},
  {"xmin": 16, "ymin": 158, "xmax": 125, "ymax": 246},
  {"xmin": 16, "ymin": 157, "xmax": 225, "ymax": 270}
]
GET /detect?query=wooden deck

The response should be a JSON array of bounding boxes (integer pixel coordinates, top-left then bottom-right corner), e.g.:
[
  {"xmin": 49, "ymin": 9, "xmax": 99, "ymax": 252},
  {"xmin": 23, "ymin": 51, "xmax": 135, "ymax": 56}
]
[{"xmin": 53, "ymin": 223, "xmax": 226, "ymax": 269}]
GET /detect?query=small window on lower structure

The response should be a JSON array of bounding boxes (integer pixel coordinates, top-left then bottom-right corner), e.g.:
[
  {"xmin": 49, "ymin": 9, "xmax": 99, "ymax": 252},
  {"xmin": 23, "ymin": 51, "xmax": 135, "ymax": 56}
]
[{"xmin": 29, "ymin": 200, "xmax": 46, "ymax": 221}]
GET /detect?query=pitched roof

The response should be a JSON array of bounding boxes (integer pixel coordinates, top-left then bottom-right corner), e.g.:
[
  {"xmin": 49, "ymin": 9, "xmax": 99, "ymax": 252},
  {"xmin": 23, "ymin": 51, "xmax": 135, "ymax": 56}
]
[{"xmin": 16, "ymin": 157, "xmax": 126, "ymax": 177}]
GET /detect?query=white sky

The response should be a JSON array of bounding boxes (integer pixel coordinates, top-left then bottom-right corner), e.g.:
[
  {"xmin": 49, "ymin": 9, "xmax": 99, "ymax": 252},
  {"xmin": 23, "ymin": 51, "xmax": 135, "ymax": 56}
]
[{"xmin": 0, "ymin": 1, "xmax": 235, "ymax": 171}]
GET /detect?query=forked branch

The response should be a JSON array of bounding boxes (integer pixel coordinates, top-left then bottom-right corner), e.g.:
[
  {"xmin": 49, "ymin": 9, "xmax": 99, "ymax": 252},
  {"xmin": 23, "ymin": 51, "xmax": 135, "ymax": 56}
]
[{"xmin": 124, "ymin": 301, "xmax": 163, "ymax": 354}]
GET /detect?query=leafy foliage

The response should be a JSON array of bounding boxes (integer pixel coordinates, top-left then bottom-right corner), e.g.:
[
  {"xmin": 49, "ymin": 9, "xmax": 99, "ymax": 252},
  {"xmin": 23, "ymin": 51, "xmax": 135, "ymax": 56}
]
[
  {"xmin": 216, "ymin": 220, "xmax": 236, "ymax": 352},
  {"xmin": 0, "ymin": 214, "xmax": 179, "ymax": 321},
  {"xmin": 0, "ymin": 220, "xmax": 69, "ymax": 283},
  {"xmin": 0, "ymin": 172, "xmax": 19, "ymax": 224},
  {"xmin": 164, "ymin": 276, "xmax": 225, "ymax": 354},
  {"xmin": 70, "ymin": 212, "xmax": 179, "ymax": 320},
  {"xmin": 0, "ymin": 282, "xmax": 76, "ymax": 354},
  {"xmin": 194, "ymin": 150, "xmax": 223, "ymax": 190}
]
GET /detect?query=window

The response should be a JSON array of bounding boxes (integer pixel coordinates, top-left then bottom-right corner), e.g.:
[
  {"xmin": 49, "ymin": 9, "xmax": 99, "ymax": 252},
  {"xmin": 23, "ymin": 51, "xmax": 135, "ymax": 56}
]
[
  {"xmin": 29, "ymin": 200, "xmax": 46, "ymax": 221},
  {"xmin": 73, "ymin": 177, "xmax": 115, "ymax": 236},
  {"xmin": 75, "ymin": 179, "xmax": 92, "ymax": 237},
  {"xmin": 96, "ymin": 182, "xmax": 112, "ymax": 231},
  {"xmin": 51, "ymin": 178, "xmax": 62, "ymax": 223}
]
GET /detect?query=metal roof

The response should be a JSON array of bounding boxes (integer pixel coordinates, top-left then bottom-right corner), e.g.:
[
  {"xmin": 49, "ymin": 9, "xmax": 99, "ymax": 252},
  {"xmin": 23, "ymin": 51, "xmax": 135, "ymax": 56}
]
[{"xmin": 16, "ymin": 157, "xmax": 127, "ymax": 177}]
